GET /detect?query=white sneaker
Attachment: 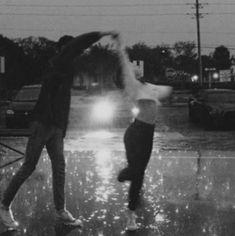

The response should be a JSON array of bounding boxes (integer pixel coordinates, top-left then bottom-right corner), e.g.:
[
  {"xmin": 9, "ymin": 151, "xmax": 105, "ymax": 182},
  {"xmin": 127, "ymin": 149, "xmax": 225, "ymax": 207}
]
[
  {"xmin": 126, "ymin": 210, "xmax": 138, "ymax": 231},
  {"xmin": 56, "ymin": 209, "xmax": 83, "ymax": 228},
  {"xmin": 0, "ymin": 203, "xmax": 19, "ymax": 228}
]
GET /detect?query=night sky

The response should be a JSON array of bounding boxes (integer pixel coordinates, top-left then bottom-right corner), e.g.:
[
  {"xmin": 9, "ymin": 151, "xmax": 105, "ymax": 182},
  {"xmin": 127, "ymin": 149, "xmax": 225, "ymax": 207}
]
[{"xmin": 0, "ymin": 0, "xmax": 235, "ymax": 54}]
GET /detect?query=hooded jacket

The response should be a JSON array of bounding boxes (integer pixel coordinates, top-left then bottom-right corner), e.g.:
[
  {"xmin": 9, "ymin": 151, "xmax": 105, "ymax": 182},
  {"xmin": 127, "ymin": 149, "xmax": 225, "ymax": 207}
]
[{"xmin": 32, "ymin": 32, "xmax": 104, "ymax": 136}]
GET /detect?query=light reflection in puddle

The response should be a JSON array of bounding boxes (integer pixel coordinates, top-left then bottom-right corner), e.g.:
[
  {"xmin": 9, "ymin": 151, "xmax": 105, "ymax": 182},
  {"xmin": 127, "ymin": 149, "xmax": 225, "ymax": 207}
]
[
  {"xmin": 84, "ymin": 130, "xmax": 115, "ymax": 139},
  {"xmin": 2, "ymin": 143, "xmax": 235, "ymax": 235},
  {"xmin": 95, "ymin": 149, "xmax": 113, "ymax": 181},
  {"xmin": 94, "ymin": 148, "xmax": 116, "ymax": 202},
  {"xmin": 155, "ymin": 212, "xmax": 169, "ymax": 223}
]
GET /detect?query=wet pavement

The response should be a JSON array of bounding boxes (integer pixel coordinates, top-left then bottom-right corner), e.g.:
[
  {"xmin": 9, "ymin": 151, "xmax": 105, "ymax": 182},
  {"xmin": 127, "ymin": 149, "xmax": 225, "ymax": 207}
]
[
  {"xmin": 1, "ymin": 91, "xmax": 235, "ymax": 235},
  {"xmin": 1, "ymin": 129, "xmax": 235, "ymax": 236}
]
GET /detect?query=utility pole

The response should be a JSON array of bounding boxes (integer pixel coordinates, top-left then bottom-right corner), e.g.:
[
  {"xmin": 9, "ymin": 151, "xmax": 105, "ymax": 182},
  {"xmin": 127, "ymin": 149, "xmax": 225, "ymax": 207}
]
[{"xmin": 195, "ymin": 0, "xmax": 203, "ymax": 86}]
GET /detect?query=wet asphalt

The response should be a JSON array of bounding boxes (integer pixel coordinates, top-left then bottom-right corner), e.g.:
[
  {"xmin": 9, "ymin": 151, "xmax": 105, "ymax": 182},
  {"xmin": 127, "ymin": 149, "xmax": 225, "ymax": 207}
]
[{"xmin": 0, "ymin": 91, "xmax": 235, "ymax": 235}]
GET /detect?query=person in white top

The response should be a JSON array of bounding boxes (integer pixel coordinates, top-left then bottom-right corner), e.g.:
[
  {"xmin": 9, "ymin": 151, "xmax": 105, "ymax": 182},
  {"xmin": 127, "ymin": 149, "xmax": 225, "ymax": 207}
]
[{"xmin": 114, "ymin": 34, "xmax": 172, "ymax": 231}]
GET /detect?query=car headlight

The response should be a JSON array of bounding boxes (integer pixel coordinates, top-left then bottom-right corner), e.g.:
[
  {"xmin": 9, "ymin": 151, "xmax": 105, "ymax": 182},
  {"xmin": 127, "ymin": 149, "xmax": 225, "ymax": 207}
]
[
  {"xmin": 6, "ymin": 109, "xmax": 14, "ymax": 115},
  {"xmin": 92, "ymin": 100, "xmax": 115, "ymax": 122}
]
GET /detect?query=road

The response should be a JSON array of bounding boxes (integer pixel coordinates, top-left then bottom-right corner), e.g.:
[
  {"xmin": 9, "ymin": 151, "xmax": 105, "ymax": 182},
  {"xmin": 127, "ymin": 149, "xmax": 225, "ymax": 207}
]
[{"xmin": 1, "ymin": 91, "xmax": 235, "ymax": 235}]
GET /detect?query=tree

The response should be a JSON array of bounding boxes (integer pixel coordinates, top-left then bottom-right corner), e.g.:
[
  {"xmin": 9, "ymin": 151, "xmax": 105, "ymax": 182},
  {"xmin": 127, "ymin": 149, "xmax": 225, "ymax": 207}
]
[
  {"xmin": 74, "ymin": 44, "xmax": 118, "ymax": 90},
  {"xmin": 173, "ymin": 41, "xmax": 197, "ymax": 74},
  {"xmin": 213, "ymin": 45, "xmax": 231, "ymax": 70},
  {"xmin": 0, "ymin": 35, "xmax": 36, "ymax": 89},
  {"xmin": 201, "ymin": 54, "xmax": 215, "ymax": 79},
  {"xmin": 15, "ymin": 36, "xmax": 57, "ymax": 79},
  {"xmin": 127, "ymin": 43, "xmax": 152, "ymax": 79},
  {"xmin": 201, "ymin": 55, "xmax": 214, "ymax": 69},
  {"xmin": 173, "ymin": 41, "xmax": 196, "ymax": 58},
  {"xmin": 127, "ymin": 43, "xmax": 174, "ymax": 82},
  {"xmin": 151, "ymin": 45, "xmax": 173, "ymax": 81}
]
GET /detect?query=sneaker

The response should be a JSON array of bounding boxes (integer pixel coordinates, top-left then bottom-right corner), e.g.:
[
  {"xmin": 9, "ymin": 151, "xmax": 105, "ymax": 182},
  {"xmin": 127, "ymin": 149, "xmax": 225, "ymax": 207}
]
[
  {"xmin": 56, "ymin": 209, "xmax": 83, "ymax": 227},
  {"xmin": 0, "ymin": 203, "xmax": 19, "ymax": 229},
  {"xmin": 117, "ymin": 167, "xmax": 132, "ymax": 182},
  {"xmin": 126, "ymin": 210, "xmax": 138, "ymax": 231}
]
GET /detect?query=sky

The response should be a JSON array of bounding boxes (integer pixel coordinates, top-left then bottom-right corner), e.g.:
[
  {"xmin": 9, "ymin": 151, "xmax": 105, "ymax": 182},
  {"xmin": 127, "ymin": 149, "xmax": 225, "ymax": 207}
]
[{"xmin": 1, "ymin": 0, "xmax": 235, "ymax": 55}]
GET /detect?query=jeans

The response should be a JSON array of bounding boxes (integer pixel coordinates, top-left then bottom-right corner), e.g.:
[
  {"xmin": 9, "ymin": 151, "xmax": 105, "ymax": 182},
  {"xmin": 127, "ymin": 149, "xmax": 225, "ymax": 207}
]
[
  {"xmin": 2, "ymin": 121, "xmax": 65, "ymax": 211},
  {"xmin": 124, "ymin": 119, "xmax": 154, "ymax": 211}
]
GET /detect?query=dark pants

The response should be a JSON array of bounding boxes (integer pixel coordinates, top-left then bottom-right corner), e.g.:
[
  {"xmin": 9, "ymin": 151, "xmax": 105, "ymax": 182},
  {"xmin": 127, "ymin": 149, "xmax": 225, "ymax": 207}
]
[
  {"xmin": 2, "ymin": 121, "xmax": 65, "ymax": 211},
  {"xmin": 124, "ymin": 119, "xmax": 154, "ymax": 211}
]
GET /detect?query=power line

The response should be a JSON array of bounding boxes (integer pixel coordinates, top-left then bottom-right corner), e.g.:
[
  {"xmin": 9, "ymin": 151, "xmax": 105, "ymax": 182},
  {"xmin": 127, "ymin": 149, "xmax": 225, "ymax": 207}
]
[
  {"xmin": 1, "ymin": 12, "xmax": 234, "ymax": 16},
  {"xmin": 0, "ymin": 12, "xmax": 188, "ymax": 17},
  {"xmin": 0, "ymin": 3, "xmax": 190, "ymax": 8},
  {"xmin": 2, "ymin": 27, "xmax": 235, "ymax": 35},
  {"xmin": 207, "ymin": 12, "xmax": 235, "ymax": 15},
  {"xmin": 208, "ymin": 2, "xmax": 235, "ymax": 6},
  {"xmin": 1, "ymin": 3, "xmax": 235, "ymax": 7}
]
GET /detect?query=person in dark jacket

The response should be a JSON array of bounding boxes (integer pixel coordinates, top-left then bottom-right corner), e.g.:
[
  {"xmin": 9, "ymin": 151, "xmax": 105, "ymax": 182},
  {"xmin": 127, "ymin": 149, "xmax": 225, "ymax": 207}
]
[{"xmin": 0, "ymin": 31, "xmax": 118, "ymax": 229}]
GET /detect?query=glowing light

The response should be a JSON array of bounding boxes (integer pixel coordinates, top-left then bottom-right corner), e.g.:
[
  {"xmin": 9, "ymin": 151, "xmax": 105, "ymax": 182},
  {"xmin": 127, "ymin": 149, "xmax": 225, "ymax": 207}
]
[
  {"xmin": 212, "ymin": 72, "xmax": 219, "ymax": 79},
  {"xmin": 191, "ymin": 75, "xmax": 199, "ymax": 82},
  {"xmin": 92, "ymin": 100, "xmax": 115, "ymax": 122},
  {"xmin": 131, "ymin": 106, "xmax": 140, "ymax": 116}
]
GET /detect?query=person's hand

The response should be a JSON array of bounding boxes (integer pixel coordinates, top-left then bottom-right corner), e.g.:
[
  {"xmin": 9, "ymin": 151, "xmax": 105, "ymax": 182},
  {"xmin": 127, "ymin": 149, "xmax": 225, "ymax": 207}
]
[
  {"xmin": 115, "ymin": 34, "xmax": 124, "ymax": 50},
  {"xmin": 101, "ymin": 31, "xmax": 119, "ymax": 38}
]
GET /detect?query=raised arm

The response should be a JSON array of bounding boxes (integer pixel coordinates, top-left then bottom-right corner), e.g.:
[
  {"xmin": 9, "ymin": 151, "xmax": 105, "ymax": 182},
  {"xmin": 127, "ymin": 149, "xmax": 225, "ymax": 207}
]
[
  {"xmin": 115, "ymin": 35, "xmax": 141, "ymax": 100},
  {"xmin": 51, "ymin": 31, "xmax": 118, "ymax": 68},
  {"xmin": 115, "ymin": 35, "xmax": 172, "ymax": 103}
]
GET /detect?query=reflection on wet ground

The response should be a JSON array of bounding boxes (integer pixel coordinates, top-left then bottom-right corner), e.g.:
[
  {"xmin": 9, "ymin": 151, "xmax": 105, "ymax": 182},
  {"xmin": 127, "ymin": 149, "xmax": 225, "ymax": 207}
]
[
  {"xmin": 1, "ymin": 137, "xmax": 235, "ymax": 235},
  {"xmin": 2, "ymin": 93, "xmax": 235, "ymax": 235},
  {"xmin": 1, "ymin": 103, "xmax": 235, "ymax": 235}
]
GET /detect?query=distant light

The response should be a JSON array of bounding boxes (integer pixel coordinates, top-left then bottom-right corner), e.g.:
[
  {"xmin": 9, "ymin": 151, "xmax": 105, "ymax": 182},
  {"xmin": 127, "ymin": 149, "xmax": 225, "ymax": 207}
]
[
  {"xmin": 191, "ymin": 75, "xmax": 199, "ymax": 82},
  {"xmin": 6, "ymin": 109, "xmax": 14, "ymax": 115},
  {"xmin": 131, "ymin": 106, "xmax": 140, "ymax": 117},
  {"xmin": 92, "ymin": 100, "xmax": 114, "ymax": 122},
  {"xmin": 91, "ymin": 82, "xmax": 99, "ymax": 87},
  {"xmin": 212, "ymin": 72, "xmax": 219, "ymax": 79}
]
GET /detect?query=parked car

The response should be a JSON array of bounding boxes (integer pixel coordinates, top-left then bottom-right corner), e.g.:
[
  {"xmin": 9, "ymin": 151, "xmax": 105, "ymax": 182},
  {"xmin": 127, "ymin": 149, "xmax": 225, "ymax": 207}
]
[
  {"xmin": 5, "ymin": 84, "xmax": 41, "ymax": 128},
  {"xmin": 188, "ymin": 89, "xmax": 235, "ymax": 130}
]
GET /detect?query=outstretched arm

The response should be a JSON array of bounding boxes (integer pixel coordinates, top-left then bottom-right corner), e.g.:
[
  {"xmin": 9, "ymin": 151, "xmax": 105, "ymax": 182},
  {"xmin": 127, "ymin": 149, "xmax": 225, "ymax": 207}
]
[{"xmin": 51, "ymin": 31, "xmax": 118, "ymax": 68}]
